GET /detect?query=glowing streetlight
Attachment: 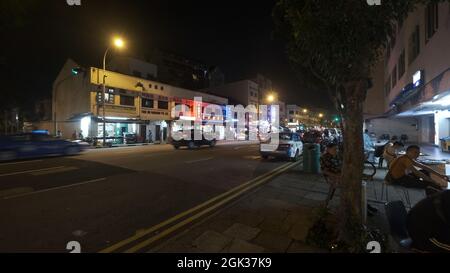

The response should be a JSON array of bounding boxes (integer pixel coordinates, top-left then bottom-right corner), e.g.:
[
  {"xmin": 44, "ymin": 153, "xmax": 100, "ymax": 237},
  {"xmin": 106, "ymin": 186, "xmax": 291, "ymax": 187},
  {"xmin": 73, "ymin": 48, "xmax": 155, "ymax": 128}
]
[
  {"xmin": 113, "ymin": 37, "xmax": 125, "ymax": 48},
  {"xmin": 319, "ymin": 113, "xmax": 324, "ymax": 118},
  {"xmin": 303, "ymin": 109, "xmax": 308, "ymax": 114},
  {"xmin": 266, "ymin": 94, "xmax": 275, "ymax": 103}
]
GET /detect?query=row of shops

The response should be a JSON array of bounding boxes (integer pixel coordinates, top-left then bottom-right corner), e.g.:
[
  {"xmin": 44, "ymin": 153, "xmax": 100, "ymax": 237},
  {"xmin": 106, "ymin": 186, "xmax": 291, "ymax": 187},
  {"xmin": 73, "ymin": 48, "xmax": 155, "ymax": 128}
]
[{"xmin": 365, "ymin": 68, "xmax": 450, "ymax": 147}]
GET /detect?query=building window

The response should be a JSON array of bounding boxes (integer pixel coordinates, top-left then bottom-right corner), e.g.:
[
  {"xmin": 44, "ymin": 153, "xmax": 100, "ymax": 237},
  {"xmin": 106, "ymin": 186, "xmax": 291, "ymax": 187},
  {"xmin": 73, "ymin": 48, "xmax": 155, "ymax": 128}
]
[
  {"xmin": 391, "ymin": 66, "xmax": 397, "ymax": 89},
  {"xmin": 408, "ymin": 25, "xmax": 420, "ymax": 65},
  {"xmin": 120, "ymin": 95, "xmax": 135, "ymax": 106},
  {"xmin": 157, "ymin": 100, "xmax": 169, "ymax": 110},
  {"xmin": 385, "ymin": 75, "xmax": 391, "ymax": 97},
  {"xmin": 289, "ymin": 119, "xmax": 293, "ymax": 123},
  {"xmin": 289, "ymin": 110, "xmax": 294, "ymax": 115},
  {"xmin": 398, "ymin": 49, "xmax": 406, "ymax": 78},
  {"xmin": 425, "ymin": 2, "xmax": 439, "ymax": 42},
  {"xmin": 142, "ymin": 98, "xmax": 154, "ymax": 108},
  {"xmin": 97, "ymin": 92, "xmax": 114, "ymax": 104},
  {"xmin": 160, "ymin": 86, "xmax": 164, "ymax": 90},
  {"xmin": 386, "ymin": 41, "xmax": 391, "ymax": 60},
  {"xmin": 149, "ymin": 84, "xmax": 152, "ymax": 88},
  {"xmin": 132, "ymin": 70, "xmax": 142, "ymax": 78}
]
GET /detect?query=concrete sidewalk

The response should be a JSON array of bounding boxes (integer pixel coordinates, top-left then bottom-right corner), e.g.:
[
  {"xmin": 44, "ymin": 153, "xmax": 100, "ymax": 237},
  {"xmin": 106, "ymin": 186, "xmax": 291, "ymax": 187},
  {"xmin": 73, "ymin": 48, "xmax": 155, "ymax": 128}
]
[
  {"xmin": 152, "ymin": 160, "xmax": 434, "ymax": 253},
  {"xmin": 153, "ymin": 164, "xmax": 333, "ymax": 253}
]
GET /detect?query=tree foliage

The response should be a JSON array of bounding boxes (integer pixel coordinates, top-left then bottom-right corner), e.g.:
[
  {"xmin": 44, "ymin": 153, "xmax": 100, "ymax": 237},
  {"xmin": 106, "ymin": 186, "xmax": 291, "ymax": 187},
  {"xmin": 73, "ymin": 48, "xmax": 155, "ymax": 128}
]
[{"xmin": 273, "ymin": 0, "xmax": 441, "ymax": 107}]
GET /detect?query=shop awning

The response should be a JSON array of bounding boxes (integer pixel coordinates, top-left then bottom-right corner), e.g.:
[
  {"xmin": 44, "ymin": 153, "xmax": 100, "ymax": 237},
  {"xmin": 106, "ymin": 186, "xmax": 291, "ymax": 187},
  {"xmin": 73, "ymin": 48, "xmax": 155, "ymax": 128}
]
[
  {"xmin": 67, "ymin": 112, "xmax": 93, "ymax": 121},
  {"xmin": 389, "ymin": 83, "xmax": 417, "ymax": 107}
]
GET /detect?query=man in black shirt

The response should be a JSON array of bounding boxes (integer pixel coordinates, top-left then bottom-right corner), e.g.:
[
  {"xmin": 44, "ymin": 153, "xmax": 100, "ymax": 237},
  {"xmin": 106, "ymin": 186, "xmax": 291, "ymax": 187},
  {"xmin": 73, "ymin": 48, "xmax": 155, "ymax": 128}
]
[{"xmin": 407, "ymin": 190, "xmax": 450, "ymax": 252}]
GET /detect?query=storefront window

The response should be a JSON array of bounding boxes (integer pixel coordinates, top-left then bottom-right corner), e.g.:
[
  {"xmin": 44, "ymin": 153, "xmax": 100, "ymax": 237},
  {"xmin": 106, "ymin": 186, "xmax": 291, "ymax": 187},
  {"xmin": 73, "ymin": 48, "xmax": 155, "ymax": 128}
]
[
  {"xmin": 157, "ymin": 100, "xmax": 169, "ymax": 109},
  {"xmin": 142, "ymin": 98, "xmax": 154, "ymax": 108}
]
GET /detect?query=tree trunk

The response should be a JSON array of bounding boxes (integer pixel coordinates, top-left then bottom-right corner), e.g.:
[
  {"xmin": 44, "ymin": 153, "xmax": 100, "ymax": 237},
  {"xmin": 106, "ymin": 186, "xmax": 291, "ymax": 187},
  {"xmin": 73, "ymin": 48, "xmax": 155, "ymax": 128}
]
[{"xmin": 337, "ymin": 79, "xmax": 367, "ymax": 248}]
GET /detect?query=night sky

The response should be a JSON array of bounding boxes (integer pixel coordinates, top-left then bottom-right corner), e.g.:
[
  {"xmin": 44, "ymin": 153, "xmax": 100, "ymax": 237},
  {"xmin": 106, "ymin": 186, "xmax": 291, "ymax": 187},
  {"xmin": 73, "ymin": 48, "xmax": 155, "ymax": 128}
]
[{"xmin": 1, "ymin": 0, "xmax": 333, "ymax": 111}]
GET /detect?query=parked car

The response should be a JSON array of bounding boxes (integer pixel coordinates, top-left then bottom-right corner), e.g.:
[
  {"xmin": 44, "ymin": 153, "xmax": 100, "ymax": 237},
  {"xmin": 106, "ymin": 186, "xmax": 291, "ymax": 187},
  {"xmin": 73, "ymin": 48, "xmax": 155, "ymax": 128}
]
[
  {"xmin": 170, "ymin": 129, "xmax": 216, "ymax": 149},
  {"xmin": 0, "ymin": 132, "xmax": 86, "ymax": 161},
  {"xmin": 260, "ymin": 132, "xmax": 303, "ymax": 161},
  {"xmin": 124, "ymin": 133, "xmax": 138, "ymax": 144},
  {"xmin": 302, "ymin": 130, "xmax": 323, "ymax": 144}
]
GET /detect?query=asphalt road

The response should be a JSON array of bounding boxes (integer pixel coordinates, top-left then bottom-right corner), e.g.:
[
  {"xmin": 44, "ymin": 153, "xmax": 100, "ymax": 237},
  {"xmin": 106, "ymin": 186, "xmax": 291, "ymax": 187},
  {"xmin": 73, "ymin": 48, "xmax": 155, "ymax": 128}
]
[{"xmin": 0, "ymin": 142, "xmax": 289, "ymax": 252}]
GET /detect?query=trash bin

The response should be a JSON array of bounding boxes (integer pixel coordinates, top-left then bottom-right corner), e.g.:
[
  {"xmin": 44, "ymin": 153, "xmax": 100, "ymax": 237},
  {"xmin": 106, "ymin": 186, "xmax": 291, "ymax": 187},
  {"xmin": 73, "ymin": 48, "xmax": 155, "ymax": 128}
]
[
  {"xmin": 303, "ymin": 143, "xmax": 321, "ymax": 174},
  {"xmin": 439, "ymin": 137, "xmax": 450, "ymax": 152}
]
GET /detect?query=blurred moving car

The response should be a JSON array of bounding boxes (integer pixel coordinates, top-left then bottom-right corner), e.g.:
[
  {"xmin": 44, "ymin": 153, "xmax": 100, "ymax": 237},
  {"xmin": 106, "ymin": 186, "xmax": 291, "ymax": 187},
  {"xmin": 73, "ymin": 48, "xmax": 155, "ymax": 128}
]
[
  {"xmin": 0, "ymin": 132, "xmax": 86, "ymax": 161},
  {"xmin": 260, "ymin": 132, "xmax": 303, "ymax": 161},
  {"xmin": 170, "ymin": 129, "xmax": 216, "ymax": 149}
]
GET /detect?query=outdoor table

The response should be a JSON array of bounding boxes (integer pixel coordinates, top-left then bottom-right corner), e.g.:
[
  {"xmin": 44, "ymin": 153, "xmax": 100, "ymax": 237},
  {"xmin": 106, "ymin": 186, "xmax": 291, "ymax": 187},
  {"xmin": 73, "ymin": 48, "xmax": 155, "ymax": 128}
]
[
  {"xmin": 417, "ymin": 159, "xmax": 450, "ymax": 189},
  {"xmin": 398, "ymin": 151, "xmax": 429, "ymax": 157}
]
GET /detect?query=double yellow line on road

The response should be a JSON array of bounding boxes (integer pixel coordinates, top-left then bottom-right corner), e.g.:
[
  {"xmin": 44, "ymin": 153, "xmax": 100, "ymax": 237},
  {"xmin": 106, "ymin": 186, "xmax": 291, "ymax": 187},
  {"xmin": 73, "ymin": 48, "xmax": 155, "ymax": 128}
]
[{"xmin": 99, "ymin": 160, "xmax": 301, "ymax": 253}]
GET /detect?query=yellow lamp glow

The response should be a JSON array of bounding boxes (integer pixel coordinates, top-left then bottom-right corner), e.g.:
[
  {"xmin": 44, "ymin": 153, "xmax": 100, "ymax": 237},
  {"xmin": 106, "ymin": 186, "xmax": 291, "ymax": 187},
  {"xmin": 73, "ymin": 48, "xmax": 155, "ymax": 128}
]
[{"xmin": 113, "ymin": 37, "xmax": 125, "ymax": 48}]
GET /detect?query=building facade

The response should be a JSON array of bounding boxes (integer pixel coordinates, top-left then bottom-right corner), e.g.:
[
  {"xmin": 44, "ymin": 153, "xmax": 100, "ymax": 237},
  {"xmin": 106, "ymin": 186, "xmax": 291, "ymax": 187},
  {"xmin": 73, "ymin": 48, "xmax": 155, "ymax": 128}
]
[
  {"xmin": 146, "ymin": 50, "xmax": 225, "ymax": 90},
  {"xmin": 52, "ymin": 59, "xmax": 228, "ymax": 144},
  {"xmin": 364, "ymin": 2, "xmax": 450, "ymax": 145},
  {"xmin": 108, "ymin": 56, "xmax": 158, "ymax": 80},
  {"xmin": 203, "ymin": 80, "xmax": 260, "ymax": 107},
  {"xmin": 286, "ymin": 104, "xmax": 325, "ymax": 130}
]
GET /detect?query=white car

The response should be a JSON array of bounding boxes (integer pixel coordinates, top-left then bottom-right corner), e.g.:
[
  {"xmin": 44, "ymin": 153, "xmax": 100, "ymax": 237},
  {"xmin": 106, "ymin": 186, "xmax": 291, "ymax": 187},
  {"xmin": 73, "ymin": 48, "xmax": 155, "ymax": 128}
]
[{"xmin": 260, "ymin": 132, "xmax": 303, "ymax": 161}]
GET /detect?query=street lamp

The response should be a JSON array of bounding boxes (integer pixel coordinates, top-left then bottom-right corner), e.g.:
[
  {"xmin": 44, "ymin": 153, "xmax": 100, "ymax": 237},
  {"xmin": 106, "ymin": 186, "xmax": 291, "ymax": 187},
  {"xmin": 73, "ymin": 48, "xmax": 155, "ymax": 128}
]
[
  {"xmin": 101, "ymin": 36, "xmax": 125, "ymax": 146},
  {"xmin": 266, "ymin": 94, "xmax": 275, "ymax": 103},
  {"xmin": 302, "ymin": 109, "xmax": 308, "ymax": 114},
  {"xmin": 319, "ymin": 113, "xmax": 324, "ymax": 118}
]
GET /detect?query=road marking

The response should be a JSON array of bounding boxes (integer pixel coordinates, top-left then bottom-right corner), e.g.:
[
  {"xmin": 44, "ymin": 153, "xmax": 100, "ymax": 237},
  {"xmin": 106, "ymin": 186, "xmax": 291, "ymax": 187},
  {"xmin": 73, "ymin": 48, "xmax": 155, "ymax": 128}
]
[
  {"xmin": 0, "ymin": 159, "xmax": 43, "ymax": 166},
  {"xmin": 124, "ymin": 161, "xmax": 300, "ymax": 253},
  {"xmin": 2, "ymin": 178, "xmax": 107, "ymax": 200},
  {"xmin": 99, "ymin": 161, "xmax": 299, "ymax": 253},
  {"xmin": 185, "ymin": 157, "xmax": 214, "ymax": 164},
  {"xmin": 31, "ymin": 166, "xmax": 79, "ymax": 176},
  {"xmin": 0, "ymin": 166, "xmax": 66, "ymax": 177}
]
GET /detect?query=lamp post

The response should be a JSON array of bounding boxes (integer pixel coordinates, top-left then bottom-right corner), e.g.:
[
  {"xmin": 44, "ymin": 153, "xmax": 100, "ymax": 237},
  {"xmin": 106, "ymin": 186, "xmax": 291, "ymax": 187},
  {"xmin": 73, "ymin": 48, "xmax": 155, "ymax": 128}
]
[{"xmin": 101, "ymin": 37, "xmax": 124, "ymax": 146}]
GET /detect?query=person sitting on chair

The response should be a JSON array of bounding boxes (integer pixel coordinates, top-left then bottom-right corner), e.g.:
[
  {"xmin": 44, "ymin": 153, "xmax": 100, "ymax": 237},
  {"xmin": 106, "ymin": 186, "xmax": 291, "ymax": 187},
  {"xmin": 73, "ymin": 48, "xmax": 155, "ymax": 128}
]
[
  {"xmin": 383, "ymin": 141, "xmax": 404, "ymax": 168},
  {"xmin": 387, "ymin": 145, "xmax": 448, "ymax": 196},
  {"xmin": 321, "ymin": 143, "xmax": 378, "ymax": 215},
  {"xmin": 320, "ymin": 143, "xmax": 341, "ymax": 188},
  {"xmin": 364, "ymin": 129, "xmax": 375, "ymax": 163}
]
